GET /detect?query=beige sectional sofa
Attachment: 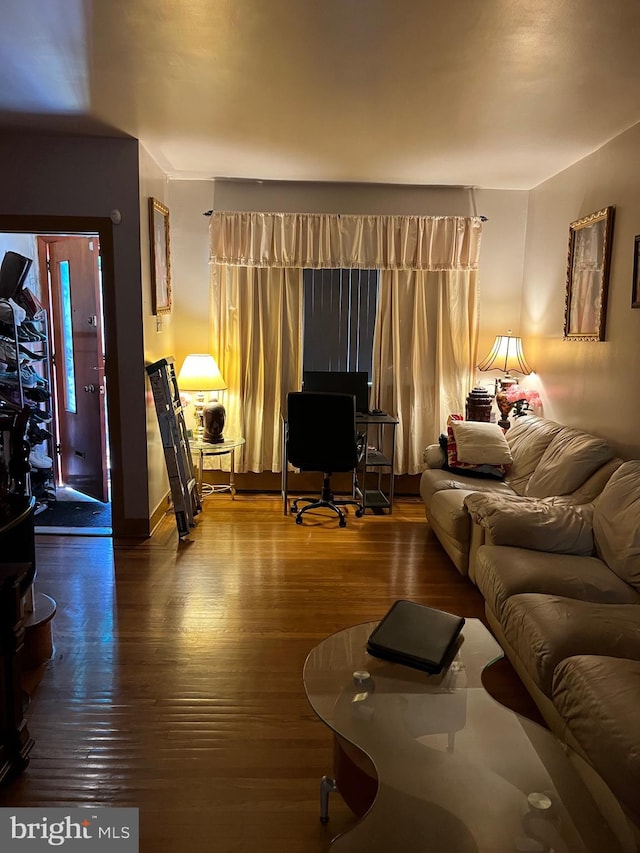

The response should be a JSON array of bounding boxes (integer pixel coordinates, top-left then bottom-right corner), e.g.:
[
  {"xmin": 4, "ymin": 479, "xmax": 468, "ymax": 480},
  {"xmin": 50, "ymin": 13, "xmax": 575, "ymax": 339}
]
[
  {"xmin": 420, "ymin": 415, "xmax": 621, "ymax": 579},
  {"xmin": 471, "ymin": 461, "xmax": 640, "ymax": 832},
  {"xmin": 421, "ymin": 417, "xmax": 640, "ymax": 834}
]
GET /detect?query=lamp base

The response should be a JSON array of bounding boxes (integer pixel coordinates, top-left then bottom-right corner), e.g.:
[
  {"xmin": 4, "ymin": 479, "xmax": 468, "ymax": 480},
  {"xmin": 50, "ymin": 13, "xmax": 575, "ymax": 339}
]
[
  {"xmin": 495, "ymin": 376, "xmax": 517, "ymax": 431},
  {"xmin": 203, "ymin": 399, "xmax": 226, "ymax": 444}
]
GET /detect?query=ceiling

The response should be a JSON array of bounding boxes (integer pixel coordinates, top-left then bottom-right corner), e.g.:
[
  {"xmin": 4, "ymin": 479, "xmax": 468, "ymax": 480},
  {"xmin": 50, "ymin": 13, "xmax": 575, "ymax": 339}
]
[{"xmin": 2, "ymin": 0, "xmax": 640, "ymax": 189}]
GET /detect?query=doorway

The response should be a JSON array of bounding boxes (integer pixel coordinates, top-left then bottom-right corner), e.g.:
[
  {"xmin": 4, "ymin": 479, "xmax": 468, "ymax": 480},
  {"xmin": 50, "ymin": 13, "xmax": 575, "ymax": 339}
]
[{"xmin": 0, "ymin": 230, "xmax": 111, "ymax": 534}]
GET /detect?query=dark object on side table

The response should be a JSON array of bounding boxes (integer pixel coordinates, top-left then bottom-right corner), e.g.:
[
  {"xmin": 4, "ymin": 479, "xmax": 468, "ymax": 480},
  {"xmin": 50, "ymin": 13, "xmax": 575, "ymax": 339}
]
[
  {"xmin": 465, "ymin": 386, "xmax": 494, "ymax": 422},
  {"xmin": 203, "ymin": 398, "xmax": 226, "ymax": 443}
]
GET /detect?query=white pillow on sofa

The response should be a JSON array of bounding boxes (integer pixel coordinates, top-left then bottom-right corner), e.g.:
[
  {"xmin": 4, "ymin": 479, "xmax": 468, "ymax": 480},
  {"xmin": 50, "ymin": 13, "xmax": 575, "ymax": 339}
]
[{"xmin": 450, "ymin": 421, "xmax": 513, "ymax": 466}]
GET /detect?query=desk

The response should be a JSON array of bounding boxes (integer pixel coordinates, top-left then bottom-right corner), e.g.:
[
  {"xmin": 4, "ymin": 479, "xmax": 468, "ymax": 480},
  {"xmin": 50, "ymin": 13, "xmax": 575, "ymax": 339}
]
[
  {"xmin": 304, "ymin": 620, "xmax": 635, "ymax": 852},
  {"xmin": 189, "ymin": 437, "xmax": 245, "ymax": 499}
]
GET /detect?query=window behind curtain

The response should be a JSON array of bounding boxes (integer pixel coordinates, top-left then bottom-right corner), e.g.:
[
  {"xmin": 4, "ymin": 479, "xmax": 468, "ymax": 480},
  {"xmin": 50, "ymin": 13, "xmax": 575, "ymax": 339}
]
[{"xmin": 302, "ymin": 268, "xmax": 379, "ymax": 379}]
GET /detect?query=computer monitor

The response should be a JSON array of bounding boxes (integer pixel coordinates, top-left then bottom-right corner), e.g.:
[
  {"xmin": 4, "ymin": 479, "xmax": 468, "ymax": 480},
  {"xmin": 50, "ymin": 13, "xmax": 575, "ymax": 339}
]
[{"xmin": 302, "ymin": 370, "xmax": 370, "ymax": 415}]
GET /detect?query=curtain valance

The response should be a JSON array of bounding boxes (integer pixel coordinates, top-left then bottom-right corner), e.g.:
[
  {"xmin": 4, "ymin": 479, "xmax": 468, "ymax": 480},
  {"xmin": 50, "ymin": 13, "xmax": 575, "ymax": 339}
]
[{"xmin": 209, "ymin": 211, "xmax": 482, "ymax": 271}]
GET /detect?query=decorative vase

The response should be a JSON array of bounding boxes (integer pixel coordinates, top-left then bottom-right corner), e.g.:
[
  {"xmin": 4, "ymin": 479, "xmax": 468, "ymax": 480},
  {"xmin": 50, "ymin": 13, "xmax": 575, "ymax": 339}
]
[
  {"xmin": 465, "ymin": 387, "xmax": 494, "ymax": 422},
  {"xmin": 203, "ymin": 399, "xmax": 225, "ymax": 443}
]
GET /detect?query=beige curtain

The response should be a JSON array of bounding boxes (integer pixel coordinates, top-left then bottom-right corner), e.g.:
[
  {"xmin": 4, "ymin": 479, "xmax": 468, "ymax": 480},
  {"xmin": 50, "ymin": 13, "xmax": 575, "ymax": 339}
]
[
  {"xmin": 210, "ymin": 212, "xmax": 482, "ymax": 271},
  {"xmin": 210, "ymin": 211, "xmax": 482, "ymax": 474},
  {"xmin": 210, "ymin": 264, "xmax": 302, "ymax": 473},
  {"xmin": 372, "ymin": 269, "xmax": 479, "ymax": 475}
]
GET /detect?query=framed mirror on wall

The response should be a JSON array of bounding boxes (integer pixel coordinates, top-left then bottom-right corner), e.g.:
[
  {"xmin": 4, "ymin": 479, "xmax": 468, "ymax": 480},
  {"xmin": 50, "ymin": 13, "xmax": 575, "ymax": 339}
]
[
  {"xmin": 149, "ymin": 198, "xmax": 172, "ymax": 315},
  {"xmin": 564, "ymin": 206, "xmax": 614, "ymax": 341}
]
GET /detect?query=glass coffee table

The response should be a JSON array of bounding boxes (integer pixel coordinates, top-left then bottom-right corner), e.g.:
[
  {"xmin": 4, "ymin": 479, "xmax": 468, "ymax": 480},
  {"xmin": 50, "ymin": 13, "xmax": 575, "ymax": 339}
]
[{"xmin": 304, "ymin": 619, "xmax": 636, "ymax": 852}]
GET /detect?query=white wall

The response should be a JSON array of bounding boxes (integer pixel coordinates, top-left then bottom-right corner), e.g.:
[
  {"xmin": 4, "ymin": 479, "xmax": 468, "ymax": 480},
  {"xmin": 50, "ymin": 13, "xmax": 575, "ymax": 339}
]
[
  {"xmin": 168, "ymin": 181, "xmax": 215, "ymax": 366},
  {"xmin": 139, "ymin": 145, "xmax": 175, "ymax": 517},
  {"xmin": 522, "ymin": 121, "xmax": 640, "ymax": 458}
]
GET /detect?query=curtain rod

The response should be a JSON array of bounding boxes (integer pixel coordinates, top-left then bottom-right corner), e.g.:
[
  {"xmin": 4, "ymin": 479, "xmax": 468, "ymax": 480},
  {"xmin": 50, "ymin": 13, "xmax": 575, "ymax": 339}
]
[{"xmin": 202, "ymin": 210, "xmax": 488, "ymax": 220}]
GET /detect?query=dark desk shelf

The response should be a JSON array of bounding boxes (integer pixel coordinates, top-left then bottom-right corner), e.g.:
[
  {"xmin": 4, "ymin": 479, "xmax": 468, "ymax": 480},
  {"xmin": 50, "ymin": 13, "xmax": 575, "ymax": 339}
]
[
  {"xmin": 364, "ymin": 449, "xmax": 391, "ymax": 467},
  {"xmin": 354, "ymin": 414, "xmax": 399, "ymax": 514},
  {"xmin": 356, "ymin": 488, "xmax": 391, "ymax": 509}
]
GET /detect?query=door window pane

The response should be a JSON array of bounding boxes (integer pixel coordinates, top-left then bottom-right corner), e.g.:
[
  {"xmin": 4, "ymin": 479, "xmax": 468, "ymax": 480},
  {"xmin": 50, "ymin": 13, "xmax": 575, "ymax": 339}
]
[{"xmin": 59, "ymin": 260, "xmax": 77, "ymax": 414}]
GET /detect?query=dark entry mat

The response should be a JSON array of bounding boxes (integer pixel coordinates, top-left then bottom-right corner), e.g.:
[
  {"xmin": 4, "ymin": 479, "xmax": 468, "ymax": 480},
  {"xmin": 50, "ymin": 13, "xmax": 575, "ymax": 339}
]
[{"xmin": 35, "ymin": 500, "xmax": 112, "ymax": 528}]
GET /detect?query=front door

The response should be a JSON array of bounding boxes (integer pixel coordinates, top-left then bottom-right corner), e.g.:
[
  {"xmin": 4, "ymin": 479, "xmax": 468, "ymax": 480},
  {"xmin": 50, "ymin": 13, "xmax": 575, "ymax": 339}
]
[{"xmin": 47, "ymin": 237, "xmax": 108, "ymax": 502}]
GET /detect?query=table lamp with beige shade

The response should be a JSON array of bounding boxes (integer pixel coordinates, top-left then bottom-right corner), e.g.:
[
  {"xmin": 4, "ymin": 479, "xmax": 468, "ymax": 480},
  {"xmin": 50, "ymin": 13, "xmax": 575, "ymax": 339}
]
[
  {"xmin": 477, "ymin": 331, "xmax": 533, "ymax": 430},
  {"xmin": 177, "ymin": 353, "xmax": 227, "ymax": 443}
]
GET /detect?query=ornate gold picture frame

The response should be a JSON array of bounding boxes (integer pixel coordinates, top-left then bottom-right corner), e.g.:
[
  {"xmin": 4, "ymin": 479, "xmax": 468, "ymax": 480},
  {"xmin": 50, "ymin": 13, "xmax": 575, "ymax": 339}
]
[
  {"xmin": 149, "ymin": 198, "xmax": 172, "ymax": 314},
  {"xmin": 564, "ymin": 206, "xmax": 614, "ymax": 341}
]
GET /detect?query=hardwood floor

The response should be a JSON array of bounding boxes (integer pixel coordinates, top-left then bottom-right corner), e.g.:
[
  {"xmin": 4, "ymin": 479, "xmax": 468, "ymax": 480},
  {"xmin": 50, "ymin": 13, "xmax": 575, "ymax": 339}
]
[{"xmin": 1, "ymin": 496, "xmax": 541, "ymax": 852}]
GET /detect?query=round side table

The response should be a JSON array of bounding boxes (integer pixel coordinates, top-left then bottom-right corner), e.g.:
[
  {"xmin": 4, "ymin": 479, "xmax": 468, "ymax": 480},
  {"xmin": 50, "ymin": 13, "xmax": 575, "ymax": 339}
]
[{"xmin": 189, "ymin": 437, "xmax": 245, "ymax": 498}]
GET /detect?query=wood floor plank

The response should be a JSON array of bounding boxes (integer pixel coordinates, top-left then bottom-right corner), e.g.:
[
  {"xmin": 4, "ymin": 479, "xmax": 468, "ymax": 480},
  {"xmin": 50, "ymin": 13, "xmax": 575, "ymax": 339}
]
[{"xmin": 0, "ymin": 496, "xmax": 541, "ymax": 852}]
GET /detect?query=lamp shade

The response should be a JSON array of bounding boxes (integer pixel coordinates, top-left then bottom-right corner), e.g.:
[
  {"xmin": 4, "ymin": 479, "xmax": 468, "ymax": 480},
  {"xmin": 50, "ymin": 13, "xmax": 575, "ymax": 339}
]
[
  {"xmin": 477, "ymin": 331, "xmax": 532, "ymax": 376},
  {"xmin": 177, "ymin": 353, "xmax": 227, "ymax": 392}
]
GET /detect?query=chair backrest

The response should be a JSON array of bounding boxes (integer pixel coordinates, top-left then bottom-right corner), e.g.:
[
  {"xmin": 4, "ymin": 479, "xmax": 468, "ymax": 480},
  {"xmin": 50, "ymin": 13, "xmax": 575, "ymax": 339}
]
[{"xmin": 286, "ymin": 391, "xmax": 358, "ymax": 473}]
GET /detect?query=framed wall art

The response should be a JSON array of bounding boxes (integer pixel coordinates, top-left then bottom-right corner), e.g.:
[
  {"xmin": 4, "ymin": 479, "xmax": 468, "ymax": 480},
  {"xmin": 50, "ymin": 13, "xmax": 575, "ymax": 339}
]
[
  {"xmin": 632, "ymin": 234, "xmax": 640, "ymax": 309},
  {"xmin": 149, "ymin": 197, "xmax": 172, "ymax": 314},
  {"xmin": 563, "ymin": 206, "xmax": 614, "ymax": 341}
]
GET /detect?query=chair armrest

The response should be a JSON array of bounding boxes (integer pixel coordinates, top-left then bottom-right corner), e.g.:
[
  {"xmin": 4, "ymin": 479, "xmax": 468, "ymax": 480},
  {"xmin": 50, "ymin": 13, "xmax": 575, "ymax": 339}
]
[
  {"xmin": 423, "ymin": 443, "xmax": 446, "ymax": 468},
  {"xmin": 463, "ymin": 493, "xmax": 594, "ymax": 555}
]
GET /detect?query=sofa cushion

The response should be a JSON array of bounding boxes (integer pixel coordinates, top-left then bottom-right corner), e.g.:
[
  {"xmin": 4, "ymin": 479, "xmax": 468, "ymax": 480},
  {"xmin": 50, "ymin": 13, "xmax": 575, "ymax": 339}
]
[
  {"xmin": 428, "ymin": 488, "xmax": 478, "ymax": 544},
  {"xmin": 444, "ymin": 419, "xmax": 508, "ymax": 478},
  {"xmin": 476, "ymin": 546, "xmax": 640, "ymax": 622},
  {"xmin": 500, "ymin": 595, "xmax": 640, "ymax": 696},
  {"xmin": 464, "ymin": 493, "xmax": 594, "ymax": 554},
  {"xmin": 420, "ymin": 467, "xmax": 513, "ymax": 505},
  {"xmin": 525, "ymin": 427, "xmax": 614, "ymax": 499},
  {"xmin": 552, "ymin": 655, "xmax": 640, "ymax": 828},
  {"xmin": 504, "ymin": 416, "xmax": 564, "ymax": 495},
  {"xmin": 593, "ymin": 461, "xmax": 640, "ymax": 590},
  {"xmin": 449, "ymin": 420, "xmax": 513, "ymax": 466}
]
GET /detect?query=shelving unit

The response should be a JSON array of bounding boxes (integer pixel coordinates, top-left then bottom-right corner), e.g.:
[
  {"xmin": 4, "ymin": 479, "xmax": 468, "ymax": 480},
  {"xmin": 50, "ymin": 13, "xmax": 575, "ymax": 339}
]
[
  {"xmin": 0, "ymin": 297, "xmax": 55, "ymax": 512},
  {"xmin": 354, "ymin": 413, "xmax": 399, "ymax": 514}
]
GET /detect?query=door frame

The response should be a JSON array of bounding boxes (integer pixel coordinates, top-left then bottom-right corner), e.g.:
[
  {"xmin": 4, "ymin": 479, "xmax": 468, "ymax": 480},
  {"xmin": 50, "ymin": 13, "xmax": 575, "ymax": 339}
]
[
  {"xmin": 0, "ymin": 214, "xmax": 125, "ymax": 536},
  {"xmin": 38, "ymin": 234, "xmax": 109, "ymax": 502}
]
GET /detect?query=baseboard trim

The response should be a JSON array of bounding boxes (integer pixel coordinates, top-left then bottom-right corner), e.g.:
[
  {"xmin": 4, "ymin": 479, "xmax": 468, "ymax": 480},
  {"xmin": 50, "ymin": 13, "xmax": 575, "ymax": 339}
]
[{"xmin": 149, "ymin": 492, "xmax": 172, "ymax": 536}]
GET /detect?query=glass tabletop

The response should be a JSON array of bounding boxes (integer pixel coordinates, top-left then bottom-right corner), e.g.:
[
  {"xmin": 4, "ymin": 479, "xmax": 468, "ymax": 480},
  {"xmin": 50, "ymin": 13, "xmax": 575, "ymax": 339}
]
[
  {"xmin": 189, "ymin": 437, "xmax": 245, "ymax": 453},
  {"xmin": 303, "ymin": 619, "xmax": 635, "ymax": 853}
]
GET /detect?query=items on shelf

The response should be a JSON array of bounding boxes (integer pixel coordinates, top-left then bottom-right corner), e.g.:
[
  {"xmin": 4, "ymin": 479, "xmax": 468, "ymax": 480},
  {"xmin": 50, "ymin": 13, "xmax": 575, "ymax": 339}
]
[{"xmin": 0, "ymin": 252, "xmax": 56, "ymax": 515}]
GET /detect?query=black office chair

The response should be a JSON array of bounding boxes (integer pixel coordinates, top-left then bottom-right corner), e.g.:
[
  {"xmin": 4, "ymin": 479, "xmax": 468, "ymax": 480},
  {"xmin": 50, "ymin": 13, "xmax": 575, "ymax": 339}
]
[{"xmin": 286, "ymin": 391, "xmax": 363, "ymax": 527}]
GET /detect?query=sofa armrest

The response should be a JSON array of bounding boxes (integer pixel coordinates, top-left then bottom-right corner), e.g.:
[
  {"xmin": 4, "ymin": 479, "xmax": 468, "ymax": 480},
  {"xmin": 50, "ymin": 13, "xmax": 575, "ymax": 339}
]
[{"xmin": 463, "ymin": 493, "xmax": 594, "ymax": 555}]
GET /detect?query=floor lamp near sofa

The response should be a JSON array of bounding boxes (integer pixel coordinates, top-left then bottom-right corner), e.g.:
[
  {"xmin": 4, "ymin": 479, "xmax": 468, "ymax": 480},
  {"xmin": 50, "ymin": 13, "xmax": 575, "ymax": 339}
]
[{"xmin": 477, "ymin": 331, "xmax": 533, "ymax": 430}]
